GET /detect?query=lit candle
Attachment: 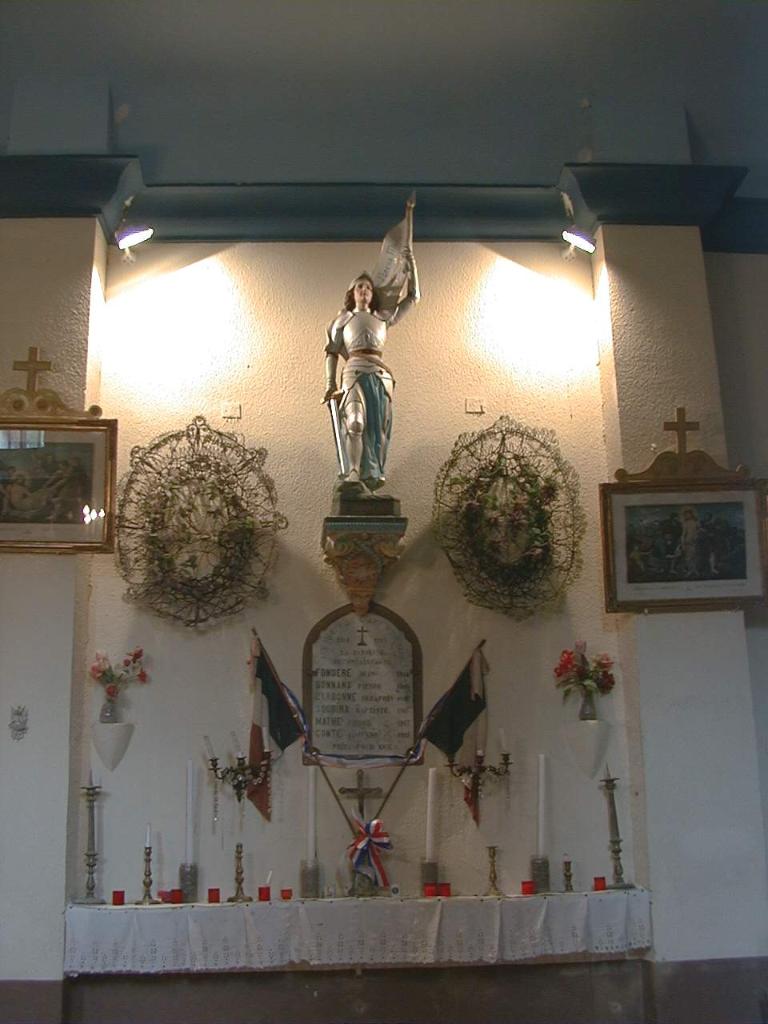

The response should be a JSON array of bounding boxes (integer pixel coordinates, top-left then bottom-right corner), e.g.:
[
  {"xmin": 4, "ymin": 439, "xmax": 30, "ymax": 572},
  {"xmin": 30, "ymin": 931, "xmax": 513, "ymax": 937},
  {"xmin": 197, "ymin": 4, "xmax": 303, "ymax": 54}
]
[
  {"xmin": 425, "ymin": 767, "xmax": 437, "ymax": 863},
  {"xmin": 471, "ymin": 648, "xmax": 487, "ymax": 757},
  {"xmin": 498, "ymin": 728, "xmax": 507, "ymax": 755},
  {"xmin": 185, "ymin": 759, "xmax": 195, "ymax": 865},
  {"xmin": 306, "ymin": 766, "xmax": 317, "ymax": 863},
  {"xmin": 145, "ymin": 823, "xmax": 151, "ymax": 849},
  {"xmin": 476, "ymin": 715, "xmax": 487, "ymax": 758},
  {"xmin": 263, "ymin": 695, "xmax": 271, "ymax": 753},
  {"xmin": 536, "ymin": 754, "xmax": 546, "ymax": 856}
]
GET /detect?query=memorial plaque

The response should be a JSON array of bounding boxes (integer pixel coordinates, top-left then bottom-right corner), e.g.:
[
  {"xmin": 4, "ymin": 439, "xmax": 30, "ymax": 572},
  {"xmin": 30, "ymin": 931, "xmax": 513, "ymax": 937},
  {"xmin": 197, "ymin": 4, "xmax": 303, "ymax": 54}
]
[{"xmin": 303, "ymin": 603, "xmax": 422, "ymax": 765}]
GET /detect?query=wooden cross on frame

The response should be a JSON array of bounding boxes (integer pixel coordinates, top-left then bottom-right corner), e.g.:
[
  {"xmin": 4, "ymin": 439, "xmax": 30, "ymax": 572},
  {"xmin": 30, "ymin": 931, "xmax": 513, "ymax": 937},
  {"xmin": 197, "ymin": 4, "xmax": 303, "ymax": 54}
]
[
  {"xmin": 663, "ymin": 407, "xmax": 700, "ymax": 457},
  {"xmin": 12, "ymin": 346, "xmax": 52, "ymax": 395},
  {"xmin": 339, "ymin": 769, "xmax": 382, "ymax": 820}
]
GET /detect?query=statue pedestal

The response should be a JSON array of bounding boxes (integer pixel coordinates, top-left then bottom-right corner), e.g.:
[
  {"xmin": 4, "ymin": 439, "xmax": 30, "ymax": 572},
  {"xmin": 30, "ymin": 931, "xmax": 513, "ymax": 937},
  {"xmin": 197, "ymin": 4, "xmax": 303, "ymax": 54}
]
[{"xmin": 322, "ymin": 496, "xmax": 407, "ymax": 615}]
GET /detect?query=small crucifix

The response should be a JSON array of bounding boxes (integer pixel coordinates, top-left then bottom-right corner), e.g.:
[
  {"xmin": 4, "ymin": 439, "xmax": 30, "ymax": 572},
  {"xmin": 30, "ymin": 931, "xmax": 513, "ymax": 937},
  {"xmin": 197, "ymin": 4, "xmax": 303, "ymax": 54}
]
[
  {"xmin": 356, "ymin": 625, "xmax": 368, "ymax": 647},
  {"xmin": 12, "ymin": 346, "xmax": 52, "ymax": 395},
  {"xmin": 663, "ymin": 406, "xmax": 699, "ymax": 458},
  {"xmin": 340, "ymin": 769, "xmax": 382, "ymax": 820}
]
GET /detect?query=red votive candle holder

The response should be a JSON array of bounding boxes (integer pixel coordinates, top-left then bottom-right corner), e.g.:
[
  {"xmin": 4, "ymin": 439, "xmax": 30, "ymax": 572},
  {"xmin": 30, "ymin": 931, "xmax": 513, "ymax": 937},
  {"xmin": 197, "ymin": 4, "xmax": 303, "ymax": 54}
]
[
  {"xmin": 112, "ymin": 890, "xmax": 125, "ymax": 906},
  {"xmin": 207, "ymin": 887, "xmax": 220, "ymax": 904},
  {"xmin": 158, "ymin": 890, "xmax": 171, "ymax": 903},
  {"xmin": 437, "ymin": 882, "xmax": 451, "ymax": 897},
  {"xmin": 280, "ymin": 888, "xmax": 293, "ymax": 901},
  {"xmin": 520, "ymin": 880, "xmax": 535, "ymax": 896},
  {"xmin": 258, "ymin": 885, "xmax": 271, "ymax": 902},
  {"xmin": 170, "ymin": 888, "xmax": 183, "ymax": 904},
  {"xmin": 423, "ymin": 882, "xmax": 438, "ymax": 897},
  {"xmin": 593, "ymin": 876, "xmax": 607, "ymax": 891}
]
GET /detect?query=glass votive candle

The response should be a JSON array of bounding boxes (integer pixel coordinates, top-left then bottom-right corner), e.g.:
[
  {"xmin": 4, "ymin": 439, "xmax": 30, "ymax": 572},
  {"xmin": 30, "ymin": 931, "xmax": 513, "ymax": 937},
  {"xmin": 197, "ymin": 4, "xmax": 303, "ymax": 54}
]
[
  {"xmin": 520, "ymin": 880, "xmax": 535, "ymax": 896},
  {"xmin": 170, "ymin": 888, "xmax": 183, "ymax": 904},
  {"xmin": 158, "ymin": 890, "xmax": 171, "ymax": 903},
  {"xmin": 280, "ymin": 888, "xmax": 293, "ymax": 901},
  {"xmin": 207, "ymin": 887, "xmax": 220, "ymax": 904},
  {"xmin": 437, "ymin": 882, "xmax": 451, "ymax": 897},
  {"xmin": 258, "ymin": 885, "xmax": 271, "ymax": 902},
  {"xmin": 593, "ymin": 876, "xmax": 607, "ymax": 891},
  {"xmin": 111, "ymin": 890, "xmax": 125, "ymax": 906},
  {"xmin": 423, "ymin": 882, "xmax": 438, "ymax": 897}
]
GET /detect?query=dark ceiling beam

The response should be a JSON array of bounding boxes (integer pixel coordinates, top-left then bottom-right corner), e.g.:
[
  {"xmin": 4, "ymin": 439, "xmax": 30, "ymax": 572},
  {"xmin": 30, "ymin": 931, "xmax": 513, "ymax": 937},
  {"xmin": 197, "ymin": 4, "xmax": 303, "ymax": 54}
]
[{"xmin": 0, "ymin": 156, "xmax": 762, "ymax": 252}]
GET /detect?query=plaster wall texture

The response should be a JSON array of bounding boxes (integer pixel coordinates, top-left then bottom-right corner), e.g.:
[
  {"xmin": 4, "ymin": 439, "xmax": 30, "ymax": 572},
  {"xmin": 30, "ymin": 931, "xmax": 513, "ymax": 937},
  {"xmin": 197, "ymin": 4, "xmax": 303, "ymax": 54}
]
[
  {"xmin": 0, "ymin": 219, "xmax": 102, "ymax": 980},
  {"xmin": 706, "ymin": 251, "xmax": 768, "ymax": 894},
  {"xmin": 80, "ymin": 239, "xmax": 633, "ymax": 908},
  {"xmin": 593, "ymin": 227, "xmax": 768, "ymax": 961}
]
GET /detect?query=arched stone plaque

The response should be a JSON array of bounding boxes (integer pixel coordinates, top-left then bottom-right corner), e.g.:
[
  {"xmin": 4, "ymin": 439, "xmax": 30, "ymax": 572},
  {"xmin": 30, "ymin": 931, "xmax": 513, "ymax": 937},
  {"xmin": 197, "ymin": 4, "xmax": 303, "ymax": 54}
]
[{"xmin": 303, "ymin": 603, "xmax": 422, "ymax": 766}]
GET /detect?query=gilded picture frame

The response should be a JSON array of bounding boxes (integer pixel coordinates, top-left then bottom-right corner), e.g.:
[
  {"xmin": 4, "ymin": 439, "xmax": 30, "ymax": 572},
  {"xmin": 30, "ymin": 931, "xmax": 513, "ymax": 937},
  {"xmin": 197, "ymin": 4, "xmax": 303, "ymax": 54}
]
[
  {"xmin": 0, "ymin": 416, "xmax": 117, "ymax": 553},
  {"xmin": 600, "ymin": 480, "xmax": 768, "ymax": 612}
]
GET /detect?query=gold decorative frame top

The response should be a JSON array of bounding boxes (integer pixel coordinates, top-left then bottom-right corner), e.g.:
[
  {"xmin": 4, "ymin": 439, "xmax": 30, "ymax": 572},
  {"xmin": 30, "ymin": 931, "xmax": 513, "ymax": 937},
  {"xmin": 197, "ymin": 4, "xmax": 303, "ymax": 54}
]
[{"xmin": 0, "ymin": 346, "xmax": 102, "ymax": 420}]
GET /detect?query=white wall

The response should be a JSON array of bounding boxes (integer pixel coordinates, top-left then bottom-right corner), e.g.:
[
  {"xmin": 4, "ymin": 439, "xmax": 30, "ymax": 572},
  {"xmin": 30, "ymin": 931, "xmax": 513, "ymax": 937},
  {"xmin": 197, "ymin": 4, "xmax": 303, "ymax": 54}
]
[
  {"xmin": 707, "ymin": 251, "xmax": 768, "ymax": 892},
  {"xmin": 593, "ymin": 227, "xmax": 768, "ymax": 961},
  {"xmin": 80, "ymin": 239, "xmax": 634, "ymax": 905},
  {"xmin": 0, "ymin": 219, "xmax": 102, "ymax": 980}
]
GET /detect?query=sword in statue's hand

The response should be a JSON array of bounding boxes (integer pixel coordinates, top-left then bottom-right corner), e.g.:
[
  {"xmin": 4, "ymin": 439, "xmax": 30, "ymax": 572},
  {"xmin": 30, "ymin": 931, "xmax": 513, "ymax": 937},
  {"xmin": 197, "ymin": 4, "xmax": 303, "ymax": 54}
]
[{"xmin": 325, "ymin": 392, "xmax": 350, "ymax": 478}]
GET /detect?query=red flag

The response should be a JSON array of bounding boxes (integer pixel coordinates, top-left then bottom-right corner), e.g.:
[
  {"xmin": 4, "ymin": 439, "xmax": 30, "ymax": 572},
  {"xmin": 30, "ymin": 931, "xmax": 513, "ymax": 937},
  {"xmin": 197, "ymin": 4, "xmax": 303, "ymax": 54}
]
[
  {"xmin": 463, "ymin": 764, "xmax": 481, "ymax": 825},
  {"xmin": 246, "ymin": 633, "xmax": 270, "ymax": 820}
]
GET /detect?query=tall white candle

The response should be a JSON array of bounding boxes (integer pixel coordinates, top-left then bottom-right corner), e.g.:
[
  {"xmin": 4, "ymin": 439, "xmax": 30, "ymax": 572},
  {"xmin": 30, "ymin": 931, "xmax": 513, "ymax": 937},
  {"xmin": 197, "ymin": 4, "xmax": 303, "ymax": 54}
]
[
  {"xmin": 425, "ymin": 767, "xmax": 437, "ymax": 863},
  {"xmin": 306, "ymin": 766, "xmax": 317, "ymax": 863},
  {"xmin": 476, "ymin": 713, "xmax": 487, "ymax": 758},
  {"xmin": 88, "ymin": 768, "xmax": 94, "ymax": 788},
  {"xmin": 185, "ymin": 759, "xmax": 195, "ymax": 864},
  {"xmin": 263, "ymin": 695, "xmax": 271, "ymax": 753},
  {"xmin": 498, "ymin": 728, "xmax": 507, "ymax": 755},
  {"xmin": 145, "ymin": 823, "xmax": 151, "ymax": 849},
  {"xmin": 536, "ymin": 754, "xmax": 546, "ymax": 856}
]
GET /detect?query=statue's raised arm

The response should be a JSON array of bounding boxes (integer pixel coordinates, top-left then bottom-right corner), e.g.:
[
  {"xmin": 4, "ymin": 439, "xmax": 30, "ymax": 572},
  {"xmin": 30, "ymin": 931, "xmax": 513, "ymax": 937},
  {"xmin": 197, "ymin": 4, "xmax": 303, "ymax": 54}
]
[{"xmin": 324, "ymin": 197, "xmax": 419, "ymax": 497}]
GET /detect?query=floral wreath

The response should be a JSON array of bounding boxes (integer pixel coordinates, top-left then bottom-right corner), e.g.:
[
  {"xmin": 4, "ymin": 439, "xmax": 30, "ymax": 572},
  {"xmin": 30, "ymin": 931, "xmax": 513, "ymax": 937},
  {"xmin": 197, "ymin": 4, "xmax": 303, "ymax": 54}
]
[
  {"xmin": 116, "ymin": 416, "xmax": 287, "ymax": 627},
  {"xmin": 432, "ymin": 416, "xmax": 585, "ymax": 618}
]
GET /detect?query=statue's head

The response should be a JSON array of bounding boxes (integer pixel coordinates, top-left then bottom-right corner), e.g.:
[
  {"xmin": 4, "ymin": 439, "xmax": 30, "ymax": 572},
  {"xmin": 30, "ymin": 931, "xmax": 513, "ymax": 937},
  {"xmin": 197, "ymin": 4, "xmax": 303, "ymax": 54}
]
[{"xmin": 343, "ymin": 273, "xmax": 380, "ymax": 312}]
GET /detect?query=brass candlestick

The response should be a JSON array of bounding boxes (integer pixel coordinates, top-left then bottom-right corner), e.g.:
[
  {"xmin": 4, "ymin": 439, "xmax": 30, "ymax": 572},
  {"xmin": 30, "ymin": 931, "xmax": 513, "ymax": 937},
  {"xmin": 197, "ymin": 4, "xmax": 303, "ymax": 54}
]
[
  {"xmin": 74, "ymin": 780, "xmax": 105, "ymax": 904},
  {"xmin": 227, "ymin": 842, "xmax": 253, "ymax": 903},
  {"xmin": 485, "ymin": 845, "xmax": 503, "ymax": 897},
  {"xmin": 136, "ymin": 846, "xmax": 160, "ymax": 905},
  {"xmin": 600, "ymin": 766, "xmax": 633, "ymax": 889}
]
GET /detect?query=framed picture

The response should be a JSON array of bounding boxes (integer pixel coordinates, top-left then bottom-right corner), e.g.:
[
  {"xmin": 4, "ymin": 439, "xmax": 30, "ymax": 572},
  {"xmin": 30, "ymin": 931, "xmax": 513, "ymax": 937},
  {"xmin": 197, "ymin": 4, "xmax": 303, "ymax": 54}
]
[
  {"xmin": 0, "ymin": 417, "xmax": 117, "ymax": 552},
  {"xmin": 600, "ymin": 480, "xmax": 768, "ymax": 612}
]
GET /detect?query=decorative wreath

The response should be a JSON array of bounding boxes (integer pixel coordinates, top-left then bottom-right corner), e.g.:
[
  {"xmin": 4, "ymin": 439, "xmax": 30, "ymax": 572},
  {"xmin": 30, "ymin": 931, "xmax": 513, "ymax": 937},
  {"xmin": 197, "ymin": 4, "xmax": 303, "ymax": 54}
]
[
  {"xmin": 432, "ymin": 416, "xmax": 584, "ymax": 618},
  {"xmin": 116, "ymin": 416, "xmax": 287, "ymax": 627}
]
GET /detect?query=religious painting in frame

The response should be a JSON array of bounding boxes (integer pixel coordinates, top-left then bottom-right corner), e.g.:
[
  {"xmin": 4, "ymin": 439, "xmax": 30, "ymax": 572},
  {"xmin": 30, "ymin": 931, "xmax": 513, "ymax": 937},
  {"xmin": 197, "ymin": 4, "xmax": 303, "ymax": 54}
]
[
  {"xmin": 0, "ymin": 416, "xmax": 117, "ymax": 553},
  {"xmin": 600, "ymin": 480, "xmax": 768, "ymax": 612},
  {"xmin": 303, "ymin": 602, "xmax": 423, "ymax": 767}
]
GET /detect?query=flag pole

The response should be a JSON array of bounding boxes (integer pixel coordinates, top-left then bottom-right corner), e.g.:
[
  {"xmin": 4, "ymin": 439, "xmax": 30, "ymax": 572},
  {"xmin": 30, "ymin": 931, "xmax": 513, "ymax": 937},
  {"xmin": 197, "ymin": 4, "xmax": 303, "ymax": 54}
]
[
  {"xmin": 313, "ymin": 755, "xmax": 358, "ymax": 837},
  {"xmin": 373, "ymin": 746, "xmax": 418, "ymax": 820}
]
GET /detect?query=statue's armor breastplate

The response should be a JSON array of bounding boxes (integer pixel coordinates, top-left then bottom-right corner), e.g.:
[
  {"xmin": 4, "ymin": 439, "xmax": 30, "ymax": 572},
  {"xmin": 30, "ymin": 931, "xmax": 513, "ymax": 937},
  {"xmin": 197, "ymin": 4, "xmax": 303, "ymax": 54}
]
[{"xmin": 342, "ymin": 311, "xmax": 387, "ymax": 355}]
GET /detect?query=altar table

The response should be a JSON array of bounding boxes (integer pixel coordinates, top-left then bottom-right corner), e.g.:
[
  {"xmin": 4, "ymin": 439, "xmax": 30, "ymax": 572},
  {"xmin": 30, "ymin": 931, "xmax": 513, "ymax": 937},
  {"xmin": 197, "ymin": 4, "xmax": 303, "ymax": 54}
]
[{"xmin": 64, "ymin": 889, "xmax": 651, "ymax": 975}]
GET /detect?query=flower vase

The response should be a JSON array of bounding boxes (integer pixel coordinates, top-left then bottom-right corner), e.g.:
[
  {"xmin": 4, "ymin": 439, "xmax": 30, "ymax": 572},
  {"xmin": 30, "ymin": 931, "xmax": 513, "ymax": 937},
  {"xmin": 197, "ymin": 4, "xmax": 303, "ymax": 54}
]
[
  {"xmin": 578, "ymin": 689, "xmax": 597, "ymax": 721},
  {"xmin": 99, "ymin": 697, "xmax": 120, "ymax": 723}
]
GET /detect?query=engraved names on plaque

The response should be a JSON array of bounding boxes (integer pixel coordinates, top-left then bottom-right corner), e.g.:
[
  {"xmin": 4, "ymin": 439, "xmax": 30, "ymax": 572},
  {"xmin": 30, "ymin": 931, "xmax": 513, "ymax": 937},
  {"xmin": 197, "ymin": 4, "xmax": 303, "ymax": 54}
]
[{"xmin": 303, "ymin": 603, "xmax": 422, "ymax": 764}]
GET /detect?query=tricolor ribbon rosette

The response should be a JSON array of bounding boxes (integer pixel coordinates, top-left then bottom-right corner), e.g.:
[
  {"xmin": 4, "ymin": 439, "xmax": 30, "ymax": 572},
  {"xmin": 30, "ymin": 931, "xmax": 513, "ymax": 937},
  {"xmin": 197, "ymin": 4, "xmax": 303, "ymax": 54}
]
[{"xmin": 347, "ymin": 818, "xmax": 393, "ymax": 888}]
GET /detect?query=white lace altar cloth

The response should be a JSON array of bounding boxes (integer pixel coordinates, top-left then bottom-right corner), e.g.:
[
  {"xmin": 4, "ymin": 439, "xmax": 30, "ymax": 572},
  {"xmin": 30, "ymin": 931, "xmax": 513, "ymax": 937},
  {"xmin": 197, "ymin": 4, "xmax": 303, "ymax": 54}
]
[{"xmin": 64, "ymin": 889, "xmax": 651, "ymax": 975}]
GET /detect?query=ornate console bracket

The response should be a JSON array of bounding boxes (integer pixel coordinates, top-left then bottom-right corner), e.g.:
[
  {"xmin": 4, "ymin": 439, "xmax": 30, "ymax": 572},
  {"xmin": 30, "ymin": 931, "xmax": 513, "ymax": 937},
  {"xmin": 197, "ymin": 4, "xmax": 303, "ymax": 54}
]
[{"xmin": 322, "ymin": 496, "xmax": 407, "ymax": 614}]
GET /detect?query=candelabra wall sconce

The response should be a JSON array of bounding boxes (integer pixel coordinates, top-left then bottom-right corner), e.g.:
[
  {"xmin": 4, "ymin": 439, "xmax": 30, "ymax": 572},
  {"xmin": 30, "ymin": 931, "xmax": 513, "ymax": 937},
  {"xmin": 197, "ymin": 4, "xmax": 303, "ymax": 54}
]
[
  {"xmin": 447, "ymin": 752, "xmax": 511, "ymax": 792},
  {"xmin": 204, "ymin": 735, "xmax": 271, "ymax": 804}
]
